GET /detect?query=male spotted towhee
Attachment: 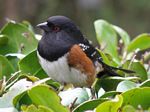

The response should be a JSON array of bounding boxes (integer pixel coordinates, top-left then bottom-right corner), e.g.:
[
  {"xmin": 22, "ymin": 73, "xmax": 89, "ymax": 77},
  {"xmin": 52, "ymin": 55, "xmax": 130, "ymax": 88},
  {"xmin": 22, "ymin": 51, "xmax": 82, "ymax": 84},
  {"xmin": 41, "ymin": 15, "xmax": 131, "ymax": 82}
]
[{"xmin": 37, "ymin": 16, "xmax": 134, "ymax": 87}]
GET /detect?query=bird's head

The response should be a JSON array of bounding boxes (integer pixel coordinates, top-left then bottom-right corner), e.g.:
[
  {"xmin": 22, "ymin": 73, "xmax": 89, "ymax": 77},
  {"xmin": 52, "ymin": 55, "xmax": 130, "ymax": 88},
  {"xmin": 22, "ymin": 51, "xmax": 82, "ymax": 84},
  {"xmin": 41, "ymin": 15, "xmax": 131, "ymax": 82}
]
[{"xmin": 37, "ymin": 16, "xmax": 84, "ymax": 42}]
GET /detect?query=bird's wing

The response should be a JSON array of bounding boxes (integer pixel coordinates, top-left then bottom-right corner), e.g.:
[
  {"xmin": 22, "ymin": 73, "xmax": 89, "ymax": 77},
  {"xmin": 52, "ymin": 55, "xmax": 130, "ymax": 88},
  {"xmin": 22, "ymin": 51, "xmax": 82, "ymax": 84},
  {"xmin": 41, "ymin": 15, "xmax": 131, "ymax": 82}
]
[
  {"xmin": 78, "ymin": 42, "xmax": 135, "ymax": 77},
  {"xmin": 67, "ymin": 44, "xmax": 96, "ymax": 86}
]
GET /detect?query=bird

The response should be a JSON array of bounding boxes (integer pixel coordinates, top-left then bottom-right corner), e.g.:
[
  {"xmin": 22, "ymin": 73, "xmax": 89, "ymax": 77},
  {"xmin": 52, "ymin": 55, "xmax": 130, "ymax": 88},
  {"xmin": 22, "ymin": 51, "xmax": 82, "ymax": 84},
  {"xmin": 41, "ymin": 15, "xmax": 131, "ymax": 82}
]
[{"xmin": 37, "ymin": 16, "xmax": 134, "ymax": 87}]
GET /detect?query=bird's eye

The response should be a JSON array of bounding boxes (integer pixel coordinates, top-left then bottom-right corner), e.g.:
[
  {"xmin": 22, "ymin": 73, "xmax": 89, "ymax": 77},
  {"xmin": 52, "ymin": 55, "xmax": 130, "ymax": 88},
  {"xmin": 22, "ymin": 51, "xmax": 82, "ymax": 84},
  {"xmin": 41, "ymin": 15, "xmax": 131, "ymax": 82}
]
[{"xmin": 52, "ymin": 26, "xmax": 60, "ymax": 32}]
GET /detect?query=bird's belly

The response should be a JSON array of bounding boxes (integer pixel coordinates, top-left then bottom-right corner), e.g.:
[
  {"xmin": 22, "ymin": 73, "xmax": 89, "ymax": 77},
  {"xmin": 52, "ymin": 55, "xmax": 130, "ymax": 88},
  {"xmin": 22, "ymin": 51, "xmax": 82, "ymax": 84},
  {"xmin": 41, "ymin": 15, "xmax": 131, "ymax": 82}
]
[{"xmin": 37, "ymin": 52, "xmax": 88, "ymax": 87}]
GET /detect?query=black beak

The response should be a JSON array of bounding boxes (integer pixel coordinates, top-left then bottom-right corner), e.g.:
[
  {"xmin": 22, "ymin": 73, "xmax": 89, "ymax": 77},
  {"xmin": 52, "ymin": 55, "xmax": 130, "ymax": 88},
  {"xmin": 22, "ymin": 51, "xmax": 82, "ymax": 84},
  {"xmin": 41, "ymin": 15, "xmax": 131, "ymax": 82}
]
[{"xmin": 37, "ymin": 22, "xmax": 48, "ymax": 31}]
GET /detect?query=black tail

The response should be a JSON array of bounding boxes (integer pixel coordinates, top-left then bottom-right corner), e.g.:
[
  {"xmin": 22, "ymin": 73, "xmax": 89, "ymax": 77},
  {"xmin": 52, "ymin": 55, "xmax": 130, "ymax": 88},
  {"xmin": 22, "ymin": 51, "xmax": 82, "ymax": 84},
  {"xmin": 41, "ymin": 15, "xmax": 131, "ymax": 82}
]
[{"xmin": 97, "ymin": 57, "xmax": 135, "ymax": 77}]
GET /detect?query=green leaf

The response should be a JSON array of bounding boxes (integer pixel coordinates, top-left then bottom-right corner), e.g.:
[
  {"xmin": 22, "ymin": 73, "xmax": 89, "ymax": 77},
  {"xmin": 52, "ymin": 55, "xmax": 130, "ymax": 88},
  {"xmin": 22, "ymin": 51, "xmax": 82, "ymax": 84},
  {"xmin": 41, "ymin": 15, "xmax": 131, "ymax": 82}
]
[
  {"xmin": 0, "ymin": 55, "xmax": 15, "ymax": 79},
  {"xmin": 122, "ymin": 105, "xmax": 136, "ymax": 112},
  {"xmin": 116, "ymin": 80, "xmax": 137, "ymax": 92},
  {"xmin": 127, "ymin": 33, "xmax": 150, "ymax": 53},
  {"xmin": 13, "ymin": 91, "xmax": 32, "ymax": 110},
  {"xmin": 73, "ymin": 99, "xmax": 107, "ymax": 112},
  {"xmin": 100, "ymin": 91, "xmax": 121, "ymax": 98},
  {"xmin": 96, "ymin": 49, "xmax": 118, "ymax": 66},
  {"xmin": 122, "ymin": 87, "xmax": 150, "ymax": 109},
  {"xmin": 97, "ymin": 77, "xmax": 119, "ymax": 91},
  {"xmin": 0, "ymin": 79, "xmax": 32, "ymax": 108},
  {"xmin": 94, "ymin": 20, "xmax": 119, "ymax": 64},
  {"xmin": 19, "ymin": 50, "xmax": 47, "ymax": 78},
  {"xmin": 5, "ymin": 53, "xmax": 25, "ymax": 71},
  {"xmin": 28, "ymin": 85, "xmax": 69, "ymax": 112},
  {"xmin": 6, "ymin": 55, "xmax": 20, "ymax": 71},
  {"xmin": 123, "ymin": 61, "xmax": 148, "ymax": 81},
  {"xmin": 13, "ymin": 77, "xmax": 52, "ymax": 110},
  {"xmin": 140, "ymin": 79, "xmax": 150, "ymax": 87},
  {"xmin": 22, "ymin": 21, "xmax": 34, "ymax": 33},
  {"xmin": 0, "ymin": 34, "xmax": 9, "ymax": 46},
  {"xmin": 112, "ymin": 25, "xmax": 130, "ymax": 48},
  {"xmin": 95, "ymin": 95, "xmax": 123, "ymax": 112},
  {"xmin": 0, "ymin": 21, "xmax": 38, "ymax": 55},
  {"xmin": 99, "ymin": 76, "xmax": 139, "ymax": 91},
  {"xmin": 59, "ymin": 88, "xmax": 89, "ymax": 106},
  {"xmin": 22, "ymin": 105, "xmax": 54, "ymax": 112}
]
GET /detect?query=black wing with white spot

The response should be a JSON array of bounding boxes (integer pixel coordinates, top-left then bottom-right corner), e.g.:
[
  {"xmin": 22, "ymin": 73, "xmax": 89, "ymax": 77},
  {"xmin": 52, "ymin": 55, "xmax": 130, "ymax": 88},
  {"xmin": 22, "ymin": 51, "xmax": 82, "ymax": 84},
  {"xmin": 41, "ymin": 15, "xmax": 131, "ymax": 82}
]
[
  {"xmin": 79, "ymin": 42, "xmax": 135, "ymax": 77},
  {"xmin": 79, "ymin": 43, "xmax": 102, "ymax": 62}
]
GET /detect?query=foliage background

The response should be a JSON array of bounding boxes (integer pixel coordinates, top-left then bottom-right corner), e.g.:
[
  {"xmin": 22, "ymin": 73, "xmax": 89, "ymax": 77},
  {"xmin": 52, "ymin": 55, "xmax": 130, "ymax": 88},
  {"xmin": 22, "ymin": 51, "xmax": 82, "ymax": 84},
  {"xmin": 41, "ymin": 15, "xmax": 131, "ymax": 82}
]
[
  {"xmin": 1, "ymin": 0, "xmax": 150, "ymax": 43},
  {"xmin": 0, "ymin": 0, "xmax": 150, "ymax": 112}
]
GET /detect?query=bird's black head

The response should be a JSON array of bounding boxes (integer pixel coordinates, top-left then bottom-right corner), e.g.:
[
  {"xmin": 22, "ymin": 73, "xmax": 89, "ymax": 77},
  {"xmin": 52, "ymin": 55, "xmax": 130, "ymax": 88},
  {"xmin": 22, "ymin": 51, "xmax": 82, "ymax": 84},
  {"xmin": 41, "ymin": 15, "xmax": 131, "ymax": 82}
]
[
  {"xmin": 37, "ymin": 16, "xmax": 86, "ymax": 61},
  {"xmin": 37, "ymin": 16, "xmax": 84, "ymax": 39}
]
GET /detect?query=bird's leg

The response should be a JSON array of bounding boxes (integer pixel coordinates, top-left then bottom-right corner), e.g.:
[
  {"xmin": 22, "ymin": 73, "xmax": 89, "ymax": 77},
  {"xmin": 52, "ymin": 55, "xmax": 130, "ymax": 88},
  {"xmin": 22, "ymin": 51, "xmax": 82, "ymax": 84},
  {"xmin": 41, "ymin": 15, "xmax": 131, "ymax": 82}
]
[
  {"xmin": 90, "ymin": 78, "xmax": 101, "ymax": 99},
  {"xmin": 90, "ymin": 87, "xmax": 97, "ymax": 99}
]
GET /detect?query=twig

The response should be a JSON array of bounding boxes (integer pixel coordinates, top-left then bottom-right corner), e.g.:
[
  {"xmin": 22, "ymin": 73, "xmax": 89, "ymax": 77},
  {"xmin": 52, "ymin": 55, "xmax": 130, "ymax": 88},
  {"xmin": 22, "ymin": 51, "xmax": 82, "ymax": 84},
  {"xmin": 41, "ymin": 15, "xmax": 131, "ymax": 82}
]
[
  {"xmin": 0, "ymin": 76, "xmax": 6, "ymax": 96},
  {"xmin": 69, "ymin": 97, "xmax": 78, "ymax": 111},
  {"xmin": 121, "ymin": 51, "xmax": 127, "ymax": 65},
  {"xmin": 128, "ymin": 52, "xmax": 136, "ymax": 70}
]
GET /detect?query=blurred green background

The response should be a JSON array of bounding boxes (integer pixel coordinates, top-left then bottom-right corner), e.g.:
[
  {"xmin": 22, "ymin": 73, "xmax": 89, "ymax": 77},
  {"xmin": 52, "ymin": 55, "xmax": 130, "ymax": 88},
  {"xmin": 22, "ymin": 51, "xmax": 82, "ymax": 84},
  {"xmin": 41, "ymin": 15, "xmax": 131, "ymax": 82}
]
[{"xmin": 0, "ymin": 0, "xmax": 150, "ymax": 44}]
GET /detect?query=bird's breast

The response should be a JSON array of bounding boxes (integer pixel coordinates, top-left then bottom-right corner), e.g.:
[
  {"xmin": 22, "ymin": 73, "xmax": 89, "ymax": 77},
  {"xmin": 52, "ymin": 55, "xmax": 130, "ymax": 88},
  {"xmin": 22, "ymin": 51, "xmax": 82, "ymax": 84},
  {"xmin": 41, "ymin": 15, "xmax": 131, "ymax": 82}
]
[{"xmin": 37, "ymin": 51, "xmax": 91, "ymax": 87}]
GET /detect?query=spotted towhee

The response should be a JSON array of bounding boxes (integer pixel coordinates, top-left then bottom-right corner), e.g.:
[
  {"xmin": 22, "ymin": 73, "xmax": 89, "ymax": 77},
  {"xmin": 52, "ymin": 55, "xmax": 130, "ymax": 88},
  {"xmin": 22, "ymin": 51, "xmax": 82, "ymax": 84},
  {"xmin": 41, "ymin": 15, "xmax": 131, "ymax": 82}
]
[{"xmin": 37, "ymin": 16, "xmax": 134, "ymax": 87}]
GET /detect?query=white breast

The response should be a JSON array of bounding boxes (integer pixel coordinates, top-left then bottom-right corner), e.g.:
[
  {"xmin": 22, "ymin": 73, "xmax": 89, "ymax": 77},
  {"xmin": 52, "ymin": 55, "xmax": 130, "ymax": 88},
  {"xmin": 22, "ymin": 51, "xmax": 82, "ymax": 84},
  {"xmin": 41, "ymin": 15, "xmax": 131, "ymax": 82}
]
[{"xmin": 37, "ymin": 51, "xmax": 88, "ymax": 87}]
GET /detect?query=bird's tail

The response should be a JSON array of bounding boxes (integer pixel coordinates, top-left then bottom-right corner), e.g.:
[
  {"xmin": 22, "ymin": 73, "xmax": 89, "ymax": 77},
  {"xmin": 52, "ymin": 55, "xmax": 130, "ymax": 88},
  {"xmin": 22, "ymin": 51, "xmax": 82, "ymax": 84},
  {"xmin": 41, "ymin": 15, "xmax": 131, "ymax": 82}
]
[{"xmin": 97, "ymin": 57, "xmax": 135, "ymax": 77}]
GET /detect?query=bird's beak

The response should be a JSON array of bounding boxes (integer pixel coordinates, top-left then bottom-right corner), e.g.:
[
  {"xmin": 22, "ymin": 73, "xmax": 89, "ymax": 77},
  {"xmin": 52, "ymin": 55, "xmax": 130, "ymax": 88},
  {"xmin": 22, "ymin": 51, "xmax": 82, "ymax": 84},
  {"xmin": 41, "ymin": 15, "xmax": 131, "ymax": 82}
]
[{"xmin": 37, "ymin": 22, "xmax": 48, "ymax": 31}]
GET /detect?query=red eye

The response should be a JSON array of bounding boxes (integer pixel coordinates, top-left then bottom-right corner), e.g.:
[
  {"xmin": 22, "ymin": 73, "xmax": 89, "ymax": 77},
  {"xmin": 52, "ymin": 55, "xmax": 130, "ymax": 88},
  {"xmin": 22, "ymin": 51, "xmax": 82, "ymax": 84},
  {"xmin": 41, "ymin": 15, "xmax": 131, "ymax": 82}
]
[{"xmin": 52, "ymin": 26, "xmax": 60, "ymax": 32}]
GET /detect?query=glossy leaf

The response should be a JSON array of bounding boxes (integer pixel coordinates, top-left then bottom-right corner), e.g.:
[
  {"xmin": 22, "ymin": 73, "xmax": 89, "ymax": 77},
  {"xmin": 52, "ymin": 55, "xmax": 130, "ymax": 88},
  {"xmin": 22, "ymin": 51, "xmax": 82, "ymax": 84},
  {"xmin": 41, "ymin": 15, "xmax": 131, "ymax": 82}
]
[
  {"xmin": 100, "ymin": 91, "xmax": 121, "ymax": 98},
  {"xmin": 0, "ymin": 55, "xmax": 15, "ymax": 79},
  {"xmin": 13, "ymin": 77, "xmax": 51, "ymax": 110},
  {"xmin": 112, "ymin": 25, "xmax": 130, "ymax": 48},
  {"xmin": 0, "ymin": 79, "xmax": 32, "ymax": 108},
  {"xmin": 59, "ymin": 88, "xmax": 89, "ymax": 106},
  {"xmin": 73, "ymin": 99, "xmax": 107, "ymax": 112},
  {"xmin": 123, "ymin": 61, "xmax": 148, "ymax": 81},
  {"xmin": 122, "ymin": 105, "xmax": 136, "ymax": 112},
  {"xmin": 22, "ymin": 105, "xmax": 54, "ymax": 112},
  {"xmin": 22, "ymin": 21, "xmax": 34, "ymax": 33},
  {"xmin": 0, "ymin": 34, "xmax": 9, "ymax": 46},
  {"xmin": 96, "ymin": 49, "xmax": 118, "ymax": 66},
  {"xmin": 122, "ymin": 87, "xmax": 150, "ymax": 109},
  {"xmin": 99, "ymin": 76, "xmax": 139, "ymax": 91},
  {"xmin": 28, "ymin": 85, "xmax": 69, "ymax": 112},
  {"xmin": 116, "ymin": 80, "xmax": 137, "ymax": 92},
  {"xmin": 140, "ymin": 79, "xmax": 150, "ymax": 87},
  {"xmin": 127, "ymin": 33, "xmax": 150, "ymax": 53},
  {"xmin": 19, "ymin": 50, "xmax": 47, "ymax": 78},
  {"xmin": 97, "ymin": 77, "xmax": 118, "ymax": 91},
  {"xmin": 13, "ymin": 91, "xmax": 32, "ymax": 110},
  {"xmin": 0, "ymin": 21, "xmax": 38, "ymax": 55},
  {"xmin": 94, "ymin": 20, "xmax": 119, "ymax": 63},
  {"xmin": 95, "ymin": 95, "xmax": 123, "ymax": 112},
  {"xmin": 6, "ymin": 53, "xmax": 25, "ymax": 70}
]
